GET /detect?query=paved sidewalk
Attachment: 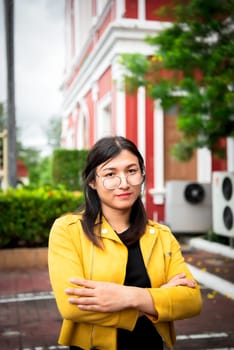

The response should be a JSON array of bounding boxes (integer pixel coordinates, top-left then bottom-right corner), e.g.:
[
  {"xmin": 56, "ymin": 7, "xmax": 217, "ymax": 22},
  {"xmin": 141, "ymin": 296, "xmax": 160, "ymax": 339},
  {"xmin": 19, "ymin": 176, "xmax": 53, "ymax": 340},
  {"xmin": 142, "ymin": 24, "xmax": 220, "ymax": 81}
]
[
  {"xmin": 0, "ymin": 239, "xmax": 234, "ymax": 350},
  {"xmin": 0, "ymin": 268, "xmax": 63, "ymax": 350},
  {"xmin": 186, "ymin": 237, "xmax": 234, "ymax": 299},
  {"xmin": 184, "ymin": 249, "xmax": 234, "ymax": 284},
  {"xmin": 0, "ymin": 269, "xmax": 52, "ymax": 296}
]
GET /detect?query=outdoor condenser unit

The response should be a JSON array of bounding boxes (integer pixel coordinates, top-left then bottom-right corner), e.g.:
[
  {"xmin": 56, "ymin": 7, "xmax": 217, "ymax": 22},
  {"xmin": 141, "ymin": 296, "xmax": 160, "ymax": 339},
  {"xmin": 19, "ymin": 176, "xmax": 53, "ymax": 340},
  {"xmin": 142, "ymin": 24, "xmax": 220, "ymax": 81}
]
[
  {"xmin": 165, "ymin": 180, "xmax": 212, "ymax": 234},
  {"xmin": 212, "ymin": 171, "xmax": 234, "ymax": 238}
]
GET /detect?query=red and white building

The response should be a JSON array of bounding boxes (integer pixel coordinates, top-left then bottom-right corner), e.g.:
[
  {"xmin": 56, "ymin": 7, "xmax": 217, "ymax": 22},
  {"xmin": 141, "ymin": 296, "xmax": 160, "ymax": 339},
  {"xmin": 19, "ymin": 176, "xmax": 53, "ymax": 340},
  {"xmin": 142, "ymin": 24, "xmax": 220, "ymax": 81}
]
[{"xmin": 60, "ymin": 0, "xmax": 234, "ymax": 230}]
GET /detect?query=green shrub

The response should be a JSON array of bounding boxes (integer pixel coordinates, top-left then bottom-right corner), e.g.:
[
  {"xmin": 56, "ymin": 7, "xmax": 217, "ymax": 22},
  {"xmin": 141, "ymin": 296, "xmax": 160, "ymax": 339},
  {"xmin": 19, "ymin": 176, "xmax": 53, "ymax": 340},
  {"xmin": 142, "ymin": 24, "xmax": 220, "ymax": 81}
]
[
  {"xmin": 52, "ymin": 149, "xmax": 89, "ymax": 191},
  {"xmin": 0, "ymin": 187, "xmax": 84, "ymax": 248}
]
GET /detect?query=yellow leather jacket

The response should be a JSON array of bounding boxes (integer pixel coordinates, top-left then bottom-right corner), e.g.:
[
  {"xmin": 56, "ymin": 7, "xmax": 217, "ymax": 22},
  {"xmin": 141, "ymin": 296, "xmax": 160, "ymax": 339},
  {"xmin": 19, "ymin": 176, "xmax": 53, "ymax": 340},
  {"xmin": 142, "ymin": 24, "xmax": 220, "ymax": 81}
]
[{"xmin": 48, "ymin": 214, "xmax": 202, "ymax": 350}]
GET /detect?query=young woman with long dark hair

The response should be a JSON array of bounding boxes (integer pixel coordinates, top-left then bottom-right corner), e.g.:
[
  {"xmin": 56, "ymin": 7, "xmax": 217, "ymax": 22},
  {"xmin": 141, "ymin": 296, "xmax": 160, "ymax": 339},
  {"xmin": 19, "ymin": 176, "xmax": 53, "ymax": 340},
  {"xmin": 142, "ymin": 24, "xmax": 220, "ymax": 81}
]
[{"xmin": 48, "ymin": 136, "xmax": 202, "ymax": 350}]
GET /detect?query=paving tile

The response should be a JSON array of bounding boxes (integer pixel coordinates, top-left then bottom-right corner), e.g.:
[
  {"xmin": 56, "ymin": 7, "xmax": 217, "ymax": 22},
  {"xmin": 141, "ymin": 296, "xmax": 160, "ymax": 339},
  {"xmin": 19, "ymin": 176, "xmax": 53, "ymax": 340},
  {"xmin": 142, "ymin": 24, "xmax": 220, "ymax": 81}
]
[
  {"xmin": 0, "ymin": 240, "xmax": 234, "ymax": 349},
  {"xmin": 184, "ymin": 248, "xmax": 234, "ymax": 284}
]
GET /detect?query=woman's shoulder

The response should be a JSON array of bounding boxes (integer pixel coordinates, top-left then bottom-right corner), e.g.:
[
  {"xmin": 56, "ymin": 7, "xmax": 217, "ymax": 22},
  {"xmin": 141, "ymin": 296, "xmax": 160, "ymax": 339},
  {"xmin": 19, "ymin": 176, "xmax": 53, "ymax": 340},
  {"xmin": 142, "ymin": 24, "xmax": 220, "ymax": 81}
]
[
  {"xmin": 54, "ymin": 211, "xmax": 83, "ymax": 227},
  {"xmin": 147, "ymin": 220, "xmax": 180, "ymax": 249},
  {"xmin": 147, "ymin": 219, "xmax": 172, "ymax": 234}
]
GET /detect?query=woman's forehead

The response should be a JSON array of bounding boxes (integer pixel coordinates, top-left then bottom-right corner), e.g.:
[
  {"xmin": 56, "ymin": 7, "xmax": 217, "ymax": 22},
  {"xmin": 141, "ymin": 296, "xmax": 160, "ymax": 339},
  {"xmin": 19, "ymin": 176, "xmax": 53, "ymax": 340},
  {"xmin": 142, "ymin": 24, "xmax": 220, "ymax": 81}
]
[{"xmin": 98, "ymin": 150, "xmax": 139, "ymax": 171}]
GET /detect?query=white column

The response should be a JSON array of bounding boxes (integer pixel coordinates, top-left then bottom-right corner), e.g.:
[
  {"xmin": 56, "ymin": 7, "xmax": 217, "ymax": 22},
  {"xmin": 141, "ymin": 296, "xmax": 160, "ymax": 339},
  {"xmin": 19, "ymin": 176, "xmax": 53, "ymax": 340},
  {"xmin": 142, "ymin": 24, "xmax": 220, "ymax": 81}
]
[
  {"xmin": 149, "ymin": 99, "xmax": 165, "ymax": 204},
  {"xmin": 112, "ymin": 58, "xmax": 126, "ymax": 137},
  {"xmin": 137, "ymin": 87, "xmax": 146, "ymax": 162},
  {"xmin": 115, "ymin": 89, "xmax": 126, "ymax": 136},
  {"xmin": 227, "ymin": 137, "xmax": 234, "ymax": 172},
  {"xmin": 197, "ymin": 148, "xmax": 212, "ymax": 182},
  {"xmin": 96, "ymin": 93, "xmax": 112, "ymax": 139},
  {"xmin": 138, "ymin": 0, "xmax": 146, "ymax": 20},
  {"xmin": 92, "ymin": 82, "xmax": 98, "ymax": 143},
  {"xmin": 116, "ymin": 0, "xmax": 125, "ymax": 18},
  {"xmin": 78, "ymin": 99, "xmax": 89, "ymax": 149}
]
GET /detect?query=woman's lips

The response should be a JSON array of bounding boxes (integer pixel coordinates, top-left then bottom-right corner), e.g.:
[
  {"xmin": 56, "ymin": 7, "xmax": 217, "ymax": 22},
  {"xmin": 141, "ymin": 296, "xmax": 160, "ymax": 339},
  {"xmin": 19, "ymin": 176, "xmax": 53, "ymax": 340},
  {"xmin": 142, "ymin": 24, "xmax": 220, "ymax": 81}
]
[{"xmin": 116, "ymin": 193, "xmax": 131, "ymax": 199}]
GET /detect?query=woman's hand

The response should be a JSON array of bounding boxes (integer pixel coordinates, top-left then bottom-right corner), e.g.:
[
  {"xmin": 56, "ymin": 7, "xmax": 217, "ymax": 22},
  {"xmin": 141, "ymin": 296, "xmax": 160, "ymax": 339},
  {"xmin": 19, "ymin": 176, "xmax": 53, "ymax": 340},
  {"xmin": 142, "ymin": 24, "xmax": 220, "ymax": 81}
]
[
  {"xmin": 161, "ymin": 273, "xmax": 196, "ymax": 288},
  {"xmin": 65, "ymin": 278, "xmax": 156, "ymax": 315},
  {"xmin": 65, "ymin": 278, "xmax": 138, "ymax": 312},
  {"xmin": 65, "ymin": 273, "xmax": 195, "ymax": 315}
]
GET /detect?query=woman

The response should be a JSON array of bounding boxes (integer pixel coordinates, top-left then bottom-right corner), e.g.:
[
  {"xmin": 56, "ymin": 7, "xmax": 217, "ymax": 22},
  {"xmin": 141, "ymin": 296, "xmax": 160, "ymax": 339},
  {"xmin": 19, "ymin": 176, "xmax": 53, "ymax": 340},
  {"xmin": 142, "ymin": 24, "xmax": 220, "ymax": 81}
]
[{"xmin": 48, "ymin": 136, "xmax": 202, "ymax": 350}]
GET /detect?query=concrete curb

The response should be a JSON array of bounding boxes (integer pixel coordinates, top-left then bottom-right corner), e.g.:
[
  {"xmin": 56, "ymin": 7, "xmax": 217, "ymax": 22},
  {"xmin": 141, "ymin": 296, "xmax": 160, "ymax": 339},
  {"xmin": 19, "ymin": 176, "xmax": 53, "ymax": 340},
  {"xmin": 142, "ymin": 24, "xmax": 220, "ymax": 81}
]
[
  {"xmin": 187, "ymin": 263, "xmax": 234, "ymax": 300},
  {"xmin": 189, "ymin": 237, "xmax": 234, "ymax": 259},
  {"xmin": 187, "ymin": 238, "xmax": 234, "ymax": 299}
]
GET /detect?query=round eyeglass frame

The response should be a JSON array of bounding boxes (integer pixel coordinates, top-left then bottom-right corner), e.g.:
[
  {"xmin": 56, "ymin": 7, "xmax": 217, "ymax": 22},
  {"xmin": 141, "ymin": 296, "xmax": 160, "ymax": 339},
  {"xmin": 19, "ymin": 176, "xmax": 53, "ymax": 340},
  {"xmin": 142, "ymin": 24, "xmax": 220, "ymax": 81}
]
[{"xmin": 96, "ymin": 171, "xmax": 145, "ymax": 190}]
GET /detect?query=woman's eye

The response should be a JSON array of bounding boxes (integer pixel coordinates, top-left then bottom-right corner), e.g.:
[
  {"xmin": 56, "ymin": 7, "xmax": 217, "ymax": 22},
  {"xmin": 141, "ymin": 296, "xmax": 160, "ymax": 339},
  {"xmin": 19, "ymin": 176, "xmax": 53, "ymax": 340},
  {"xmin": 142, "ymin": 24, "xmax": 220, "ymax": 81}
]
[
  {"xmin": 105, "ymin": 172, "xmax": 115, "ymax": 178},
  {"xmin": 128, "ymin": 169, "xmax": 137, "ymax": 174}
]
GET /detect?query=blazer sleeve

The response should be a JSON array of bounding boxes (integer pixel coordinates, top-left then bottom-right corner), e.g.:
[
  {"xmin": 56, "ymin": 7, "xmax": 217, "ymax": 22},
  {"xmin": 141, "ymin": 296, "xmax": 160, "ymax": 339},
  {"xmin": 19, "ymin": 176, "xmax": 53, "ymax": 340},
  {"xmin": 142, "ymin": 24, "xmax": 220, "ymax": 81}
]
[
  {"xmin": 48, "ymin": 215, "xmax": 138, "ymax": 330},
  {"xmin": 147, "ymin": 228, "xmax": 202, "ymax": 323}
]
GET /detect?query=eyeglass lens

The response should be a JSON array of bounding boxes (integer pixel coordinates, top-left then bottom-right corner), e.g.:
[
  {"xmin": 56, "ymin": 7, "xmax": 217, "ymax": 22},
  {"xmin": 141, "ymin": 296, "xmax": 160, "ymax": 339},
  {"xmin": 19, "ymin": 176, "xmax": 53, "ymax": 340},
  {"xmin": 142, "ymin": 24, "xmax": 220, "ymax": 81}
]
[{"xmin": 103, "ymin": 173, "xmax": 143, "ymax": 189}]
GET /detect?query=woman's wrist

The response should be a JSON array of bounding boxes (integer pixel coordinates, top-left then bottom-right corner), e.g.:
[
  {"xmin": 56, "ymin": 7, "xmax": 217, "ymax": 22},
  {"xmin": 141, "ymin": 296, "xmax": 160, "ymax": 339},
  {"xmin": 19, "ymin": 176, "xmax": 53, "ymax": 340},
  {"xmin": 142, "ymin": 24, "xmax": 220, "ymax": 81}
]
[{"xmin": 127, "ymin": 286, "xmax": 157, "ymax": 316}]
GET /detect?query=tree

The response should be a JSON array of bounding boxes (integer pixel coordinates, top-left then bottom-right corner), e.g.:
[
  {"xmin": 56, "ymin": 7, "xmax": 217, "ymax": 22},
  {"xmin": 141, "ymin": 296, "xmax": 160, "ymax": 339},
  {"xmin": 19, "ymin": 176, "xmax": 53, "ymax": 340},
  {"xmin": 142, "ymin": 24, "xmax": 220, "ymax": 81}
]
[
  {"xmin": 121, "ymin": 0, "xmax": 234, "ymax": 161},
  {"xmin": 18, "ymin": 143, "xmax": 41, "ymax": 186},
  {"xmin": 15, "ymin": 116, "xmax": 62, "ymax": 188},
  {"xmin": 37, "ymin": 156, "xmax": 53, "ymax": 187},
  {"xmin": 44, "ymin": 115, "xmax": 62, "ymax": 151}
]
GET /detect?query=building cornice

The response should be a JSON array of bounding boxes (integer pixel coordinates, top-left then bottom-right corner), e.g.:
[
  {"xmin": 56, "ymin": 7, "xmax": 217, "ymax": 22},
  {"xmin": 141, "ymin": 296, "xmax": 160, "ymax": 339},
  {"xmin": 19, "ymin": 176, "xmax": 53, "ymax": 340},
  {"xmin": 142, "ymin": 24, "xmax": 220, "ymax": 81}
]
[{"xmin": 61, "ymin": 19, "xmax": 171, "ymax": 117}]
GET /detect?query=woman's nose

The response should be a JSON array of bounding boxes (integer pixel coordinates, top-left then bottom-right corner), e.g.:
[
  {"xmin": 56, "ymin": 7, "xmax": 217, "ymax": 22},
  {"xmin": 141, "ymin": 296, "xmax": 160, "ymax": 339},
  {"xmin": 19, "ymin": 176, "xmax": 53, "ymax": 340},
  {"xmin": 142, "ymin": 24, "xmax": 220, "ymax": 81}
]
[{"xmin": 118, "ymin": 175, "xmax": 129, "ymax": 188}]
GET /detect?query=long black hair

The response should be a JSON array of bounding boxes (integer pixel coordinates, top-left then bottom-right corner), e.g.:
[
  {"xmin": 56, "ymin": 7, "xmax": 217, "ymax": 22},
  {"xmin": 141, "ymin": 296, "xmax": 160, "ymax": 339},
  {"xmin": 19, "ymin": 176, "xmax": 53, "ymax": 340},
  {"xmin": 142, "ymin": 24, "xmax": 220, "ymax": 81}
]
[{"xmin": 81, "ymin": 136, "xmax": 148, "ymax": 247}]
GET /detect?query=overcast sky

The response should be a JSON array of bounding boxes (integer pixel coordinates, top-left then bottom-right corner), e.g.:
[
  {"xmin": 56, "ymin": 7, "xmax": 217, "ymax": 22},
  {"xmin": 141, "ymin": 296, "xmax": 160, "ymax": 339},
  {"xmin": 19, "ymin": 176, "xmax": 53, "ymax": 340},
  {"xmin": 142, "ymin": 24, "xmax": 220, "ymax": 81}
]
[{"xmin": 0, "ymin": 0, "xmax": 65, "ymax": 153}]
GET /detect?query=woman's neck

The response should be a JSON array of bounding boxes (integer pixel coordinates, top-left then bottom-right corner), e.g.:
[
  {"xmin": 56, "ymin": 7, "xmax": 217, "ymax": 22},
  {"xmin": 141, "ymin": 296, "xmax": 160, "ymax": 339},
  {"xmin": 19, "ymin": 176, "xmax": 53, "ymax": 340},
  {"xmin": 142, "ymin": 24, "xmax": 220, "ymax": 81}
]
[{"xmin": 102, "ymin": 208, "xmax": 130, "ymax": 234}]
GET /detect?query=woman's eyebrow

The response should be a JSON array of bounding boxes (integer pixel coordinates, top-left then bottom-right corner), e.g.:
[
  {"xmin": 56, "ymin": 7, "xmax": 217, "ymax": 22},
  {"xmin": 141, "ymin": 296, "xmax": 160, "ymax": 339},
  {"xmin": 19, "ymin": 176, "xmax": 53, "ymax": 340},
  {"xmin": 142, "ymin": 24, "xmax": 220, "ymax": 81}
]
[
  {"xmin": 100, "ymin": 166, "xmax": 115, "ymax": 172},
  {"xmin": 100, "ymin": 163, "xmax": 138, "ymax": 172}
]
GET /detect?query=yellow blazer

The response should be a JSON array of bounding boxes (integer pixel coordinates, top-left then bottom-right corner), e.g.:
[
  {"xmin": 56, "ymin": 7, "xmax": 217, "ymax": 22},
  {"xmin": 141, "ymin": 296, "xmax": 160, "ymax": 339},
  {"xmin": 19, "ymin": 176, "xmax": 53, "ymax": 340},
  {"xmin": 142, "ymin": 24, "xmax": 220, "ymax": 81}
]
[{"xmin": 48, "ymin": 213, "xmax": 202, "ymax": 350}]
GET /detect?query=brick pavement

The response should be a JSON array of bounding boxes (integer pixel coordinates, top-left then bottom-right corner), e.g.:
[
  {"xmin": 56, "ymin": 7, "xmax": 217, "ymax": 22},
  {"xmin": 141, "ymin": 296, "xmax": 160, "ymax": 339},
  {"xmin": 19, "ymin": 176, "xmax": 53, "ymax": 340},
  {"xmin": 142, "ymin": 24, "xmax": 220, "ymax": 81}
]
[
  {"xmin": 0, "ymin": 242, "xmax": 234, "ymax": 350},
  {"xmin": 0, "ymin": 268, "xmax": 63, "ymax": 350},
  {"xmin": 184, "ymin": 249, "xmax": 234, "ymax": 284},
  {"xmin": 0, "ymin": 269, "xmax": 52, "ymax": 296},
  {"xmin": 174, "ymin": 286, "xmax": 234, "ymax": 349}
]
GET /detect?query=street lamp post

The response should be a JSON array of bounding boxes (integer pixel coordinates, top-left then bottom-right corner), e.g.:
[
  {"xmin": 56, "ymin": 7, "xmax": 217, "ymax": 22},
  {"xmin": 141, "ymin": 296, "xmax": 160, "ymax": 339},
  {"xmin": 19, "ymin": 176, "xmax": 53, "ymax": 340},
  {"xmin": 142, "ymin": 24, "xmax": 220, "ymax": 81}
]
[
  {"xmin": 4, "ymin": 0, "xmax": 17, "ymax": 188},
  {"xmin": 0, "ymin": 129, "xmax": 8, "ymax": 190}
]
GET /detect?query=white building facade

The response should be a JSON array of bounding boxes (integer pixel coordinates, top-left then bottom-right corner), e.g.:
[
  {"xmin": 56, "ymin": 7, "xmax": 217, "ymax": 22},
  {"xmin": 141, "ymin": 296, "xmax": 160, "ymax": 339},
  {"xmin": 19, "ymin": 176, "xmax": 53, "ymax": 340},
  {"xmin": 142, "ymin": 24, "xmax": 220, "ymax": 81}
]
[{"xmin": 60, "ymin": 0, "xmax": 232, "ymax": 230}]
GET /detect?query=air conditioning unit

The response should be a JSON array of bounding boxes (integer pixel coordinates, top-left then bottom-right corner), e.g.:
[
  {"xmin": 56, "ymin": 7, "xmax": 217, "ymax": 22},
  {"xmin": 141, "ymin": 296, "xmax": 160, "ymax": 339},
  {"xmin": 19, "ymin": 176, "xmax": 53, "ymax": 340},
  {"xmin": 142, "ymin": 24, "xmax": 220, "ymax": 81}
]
[
  {"xmin": 212, "ymin": 171, "xmax": 234, "ymax": 238},
  {"xmin": 165, "ymin": 180, "xmax": 212, "ymax": 233}
]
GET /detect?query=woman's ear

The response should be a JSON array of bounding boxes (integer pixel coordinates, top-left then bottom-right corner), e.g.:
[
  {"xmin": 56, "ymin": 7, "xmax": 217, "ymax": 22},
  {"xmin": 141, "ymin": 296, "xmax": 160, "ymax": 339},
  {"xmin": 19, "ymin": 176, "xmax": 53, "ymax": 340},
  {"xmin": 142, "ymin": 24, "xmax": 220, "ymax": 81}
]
[{"xmin": 89, "ymin": 180, "xmax": 96, "ymax": 190}]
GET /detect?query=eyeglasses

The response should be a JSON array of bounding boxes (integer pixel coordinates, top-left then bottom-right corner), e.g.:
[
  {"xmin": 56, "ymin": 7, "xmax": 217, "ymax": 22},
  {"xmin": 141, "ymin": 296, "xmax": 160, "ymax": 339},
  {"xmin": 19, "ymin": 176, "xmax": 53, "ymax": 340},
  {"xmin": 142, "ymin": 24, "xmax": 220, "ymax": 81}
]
[{"xmin": 96, "ymin": 170, "xmax": 145, "ymax": 190}]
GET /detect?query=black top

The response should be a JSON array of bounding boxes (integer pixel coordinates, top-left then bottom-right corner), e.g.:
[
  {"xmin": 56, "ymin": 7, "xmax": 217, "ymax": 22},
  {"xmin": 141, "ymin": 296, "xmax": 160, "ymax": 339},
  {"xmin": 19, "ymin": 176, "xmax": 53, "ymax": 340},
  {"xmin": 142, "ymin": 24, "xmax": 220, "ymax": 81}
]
[{"xmin": 117, "ymin": 229, "xmax": 163, "ymax": 350}]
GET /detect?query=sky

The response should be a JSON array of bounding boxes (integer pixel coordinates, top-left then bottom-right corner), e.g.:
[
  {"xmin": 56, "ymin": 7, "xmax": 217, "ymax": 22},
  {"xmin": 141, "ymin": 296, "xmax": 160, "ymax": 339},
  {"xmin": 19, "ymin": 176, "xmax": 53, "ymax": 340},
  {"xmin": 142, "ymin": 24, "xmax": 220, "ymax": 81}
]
[{"xmin": 0, "ymin": 0, "xmax": 65, "ymax": 154}]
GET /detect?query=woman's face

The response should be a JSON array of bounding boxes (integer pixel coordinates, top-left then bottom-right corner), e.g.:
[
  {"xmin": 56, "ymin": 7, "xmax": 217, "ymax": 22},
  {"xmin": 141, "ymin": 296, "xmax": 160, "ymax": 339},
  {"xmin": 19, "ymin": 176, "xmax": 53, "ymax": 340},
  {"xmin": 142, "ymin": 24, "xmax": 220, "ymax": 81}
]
[{"xmin": 89, "ymin": 150, "xmax": 143, "ymax": 213}]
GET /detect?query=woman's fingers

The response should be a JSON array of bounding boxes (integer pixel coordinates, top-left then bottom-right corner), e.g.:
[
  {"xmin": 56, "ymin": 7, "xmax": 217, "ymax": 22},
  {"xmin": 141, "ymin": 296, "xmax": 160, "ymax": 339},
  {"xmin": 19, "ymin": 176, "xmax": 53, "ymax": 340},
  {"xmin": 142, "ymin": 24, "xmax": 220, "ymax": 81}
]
[
  {"xmin": 69, "ymin": 277, "xmax": 97, "ymax": 288},
  {"xmin": 161, "ymin": 273, "xmax": 196, "ymax": 288},
  {"xmin": 64, "ymin": 279, "xmax": 135, "ymax": 312}
]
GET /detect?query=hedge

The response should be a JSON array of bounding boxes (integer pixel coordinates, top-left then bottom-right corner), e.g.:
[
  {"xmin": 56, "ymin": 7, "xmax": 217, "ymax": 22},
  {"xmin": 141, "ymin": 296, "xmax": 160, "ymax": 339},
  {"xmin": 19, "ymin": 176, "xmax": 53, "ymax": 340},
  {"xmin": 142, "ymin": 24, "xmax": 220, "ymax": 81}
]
[
  {"xmin": 52, "ymin": 149, "xmax": 89, "ymax": 191},
  {"xmin": 0, "ymin": 187, "xmax": 84, "ymax": 248}
]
